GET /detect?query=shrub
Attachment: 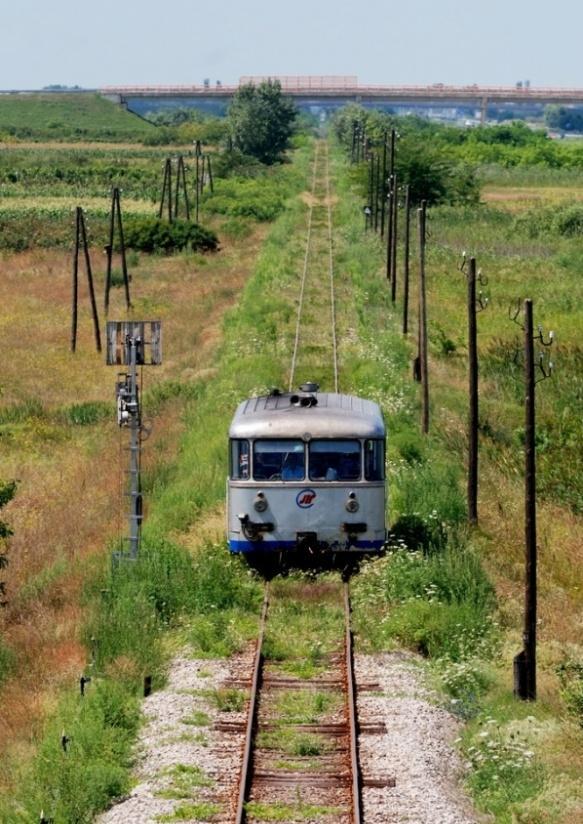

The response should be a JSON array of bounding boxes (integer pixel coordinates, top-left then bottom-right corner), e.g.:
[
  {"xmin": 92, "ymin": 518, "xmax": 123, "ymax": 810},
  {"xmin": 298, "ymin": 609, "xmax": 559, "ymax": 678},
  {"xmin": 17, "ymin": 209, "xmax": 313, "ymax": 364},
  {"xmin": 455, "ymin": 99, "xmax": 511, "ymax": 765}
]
[
  {"xmin": 204, "ymin": 177, "xmax": 286, "ymax": 221},
  {"xmin": 123, "ymin": 216, "xmax": 218, "ymax": 253}
]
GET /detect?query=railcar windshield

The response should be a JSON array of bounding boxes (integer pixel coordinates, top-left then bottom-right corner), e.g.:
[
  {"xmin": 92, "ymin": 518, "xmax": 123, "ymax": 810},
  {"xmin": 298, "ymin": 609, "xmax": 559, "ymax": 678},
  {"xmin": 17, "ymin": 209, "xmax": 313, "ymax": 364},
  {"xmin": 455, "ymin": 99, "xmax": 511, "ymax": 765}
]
[
  {"xmin": 253, "ymin": 439, "xmax": 305, "ymax": 481},
  {"xmin": 309, "ymin": 440, "xmax": 361, "ymax": 481}
]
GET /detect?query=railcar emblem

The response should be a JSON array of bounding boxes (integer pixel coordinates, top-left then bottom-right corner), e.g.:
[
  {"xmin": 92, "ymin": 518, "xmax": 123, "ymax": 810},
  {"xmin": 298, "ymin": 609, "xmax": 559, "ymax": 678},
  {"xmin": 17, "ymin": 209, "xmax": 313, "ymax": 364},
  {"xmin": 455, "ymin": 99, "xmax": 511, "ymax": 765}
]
[{"xmin": 296, "ymin": 489, "xmax": 317, "ymax": 508}]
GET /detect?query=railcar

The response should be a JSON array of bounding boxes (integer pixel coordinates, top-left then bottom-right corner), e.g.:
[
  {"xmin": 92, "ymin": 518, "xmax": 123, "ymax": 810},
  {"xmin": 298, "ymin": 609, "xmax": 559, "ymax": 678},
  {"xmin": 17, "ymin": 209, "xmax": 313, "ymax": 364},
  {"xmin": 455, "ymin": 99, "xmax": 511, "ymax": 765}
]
[{"xmin": 227, "ymin": 383, "xmax": 386, "ymax": 558}]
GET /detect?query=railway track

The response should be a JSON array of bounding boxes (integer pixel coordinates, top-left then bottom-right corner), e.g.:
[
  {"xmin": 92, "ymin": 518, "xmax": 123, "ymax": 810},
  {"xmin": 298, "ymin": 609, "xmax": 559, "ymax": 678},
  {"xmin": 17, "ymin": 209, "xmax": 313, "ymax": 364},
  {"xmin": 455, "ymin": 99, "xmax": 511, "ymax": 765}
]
[
  {"xmin": 232, "ymin": 579, "xmax": 368, "ymax": 823},
  {"xmin": 289, "ymin": 139, "xmax": 339, "ymax": 393}
]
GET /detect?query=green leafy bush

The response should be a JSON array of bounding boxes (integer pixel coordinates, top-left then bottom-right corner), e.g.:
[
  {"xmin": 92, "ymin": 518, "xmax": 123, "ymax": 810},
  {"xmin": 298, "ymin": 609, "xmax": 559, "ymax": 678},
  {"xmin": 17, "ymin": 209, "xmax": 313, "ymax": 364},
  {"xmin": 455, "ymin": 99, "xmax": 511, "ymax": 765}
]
[
  {"xmin": 123, "ymin": 216, "xmax": 218, "ymax": 253},
  {"xmin": 204, "ymin": 177, "xmax": 286, "ymax": 221}
]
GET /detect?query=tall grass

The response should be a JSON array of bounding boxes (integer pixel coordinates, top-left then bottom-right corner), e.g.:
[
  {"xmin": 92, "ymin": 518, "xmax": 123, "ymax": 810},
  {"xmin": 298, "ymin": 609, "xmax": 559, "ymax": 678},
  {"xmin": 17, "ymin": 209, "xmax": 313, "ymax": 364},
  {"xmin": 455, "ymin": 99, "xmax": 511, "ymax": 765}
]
[{"xmin": 0, "ymin": 141, "xmax": 313, "ymax": 820}]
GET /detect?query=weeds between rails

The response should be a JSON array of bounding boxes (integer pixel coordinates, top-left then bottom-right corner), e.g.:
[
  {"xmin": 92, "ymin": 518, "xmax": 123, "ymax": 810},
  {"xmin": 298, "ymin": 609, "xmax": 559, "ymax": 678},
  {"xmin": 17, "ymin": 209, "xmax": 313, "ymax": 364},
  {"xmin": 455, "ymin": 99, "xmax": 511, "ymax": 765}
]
[{"xmin": 234, "ymin": 577, "xmax": 364, "ymax": 824}]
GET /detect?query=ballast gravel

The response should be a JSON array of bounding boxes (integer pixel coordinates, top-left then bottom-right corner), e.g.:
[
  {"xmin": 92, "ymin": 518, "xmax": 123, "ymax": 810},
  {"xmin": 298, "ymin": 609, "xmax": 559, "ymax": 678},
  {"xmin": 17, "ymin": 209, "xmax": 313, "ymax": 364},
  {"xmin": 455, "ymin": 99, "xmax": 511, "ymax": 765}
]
[
  {"xmin": 99, "ymin": 646, "xmax": 482, "ymax": 824},
  {"xmin": 97, "ymin": 650, "xmax": 252, "ymax": 824},
  {"xmin": 356, "ymin": 650, "xmax": 482, "ymax": 824}
]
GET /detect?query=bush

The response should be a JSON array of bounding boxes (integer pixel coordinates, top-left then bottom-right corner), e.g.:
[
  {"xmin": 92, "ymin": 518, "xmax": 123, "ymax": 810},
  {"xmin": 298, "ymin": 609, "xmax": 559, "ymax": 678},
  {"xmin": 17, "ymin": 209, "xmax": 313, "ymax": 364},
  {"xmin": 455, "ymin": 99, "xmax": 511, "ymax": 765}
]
[
  {"xmin": 204, "ymin": 177, "xmax": 286, "ymax": 221},
  {"xmin": 123, "ymin": 216, "xmax": 218, "ymax": 253}
]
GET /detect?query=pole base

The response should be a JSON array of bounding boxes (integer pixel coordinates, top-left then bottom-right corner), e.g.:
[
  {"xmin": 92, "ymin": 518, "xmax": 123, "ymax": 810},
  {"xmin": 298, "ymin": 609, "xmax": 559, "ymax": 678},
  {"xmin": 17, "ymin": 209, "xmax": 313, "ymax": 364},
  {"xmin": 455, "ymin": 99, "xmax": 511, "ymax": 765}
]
[{"xmin": 513, "ymin": 649, "xmax": 536, "ymax": 700}]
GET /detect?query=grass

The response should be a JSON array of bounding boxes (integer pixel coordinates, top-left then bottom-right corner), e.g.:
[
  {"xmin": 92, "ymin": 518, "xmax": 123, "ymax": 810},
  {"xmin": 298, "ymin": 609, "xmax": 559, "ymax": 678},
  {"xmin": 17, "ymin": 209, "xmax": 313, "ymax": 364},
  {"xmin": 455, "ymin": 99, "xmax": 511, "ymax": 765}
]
[
  {"xmin": 157, "ymin": 801, "xmax": 221, "ymax": 821},
  {"xmin": 0, "ymin": 93, "xmax": 155, "ymax": 142},
  {"xmin": 256, "ymin": 728, "xmax": 329, "ymax": 757},
  {"xmin": 244, "ymin": 799, "xmax": 341, "ymax": 821},
  {"xmin": 0, "ymin": 139, "xmax": 312, "ymax": 819},
  {"xmin": 272, "ymin": 690, "xmax": 340, "ymax": 724},
  {"xmin": 155, "ymin": 764, "xmax": 213, "ymax": 799},
  {"xmin": 330, "ymin": 133, "xmax": 583, "ymax": 821}
]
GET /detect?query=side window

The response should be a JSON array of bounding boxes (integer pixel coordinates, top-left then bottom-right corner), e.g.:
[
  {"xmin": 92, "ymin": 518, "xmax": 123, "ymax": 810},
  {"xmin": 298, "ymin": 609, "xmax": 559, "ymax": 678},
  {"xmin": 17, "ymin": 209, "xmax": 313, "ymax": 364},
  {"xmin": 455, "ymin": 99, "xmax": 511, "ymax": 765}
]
[
  {"xmin": 365, "ymin": 439, "xmax": 385, "ymax": 481},
  {"xmin": 230, "ymin": 439, "xmax": 250, "ymax": 480}
]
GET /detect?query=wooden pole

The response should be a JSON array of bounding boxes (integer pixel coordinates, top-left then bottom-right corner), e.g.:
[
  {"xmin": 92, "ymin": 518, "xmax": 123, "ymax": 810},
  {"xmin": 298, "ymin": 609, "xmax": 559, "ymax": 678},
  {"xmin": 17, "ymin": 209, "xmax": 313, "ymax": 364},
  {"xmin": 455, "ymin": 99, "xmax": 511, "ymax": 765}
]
[
  {"xmin": 207, "ymin": 153, "xmax": 214, "ymax": 193},
  {"xmin": 418, "ymin": 202, "xmax": 429, "ymax": 433},
  {"xmin": 104, "ymin": 189, "xmax": 115, "ymax": 313},
  {"xmin": 385, "ymin": 177, "xmax": 393, "ymax": 278},
  {"xmin": 71, "ymin": 208, "xmax": 80, "ymax": 352},
  {"xmin": 402, "ymin": 185, "xmax": 410, "ymax": 335},
  {"xmin": 380, "ymin": 132, "xmax": 387, "ymax": 238},
  {"xmin": 115, "ymin": 189, "xmax": 132, "ymax": 311},
  {"xmin": 390, "ymin": 173, "xmax": 398, "ymax": 302},
  {"xmin": 79, "ymin": 210, "xmax": 102, "ymax": 353},
  {"xmin": 467, "ymin": 257, "xmax": 479, "ymax": 524},
  {"xmin": 514, "ymin": 298, "xmax": 537, "ymax": 700}
]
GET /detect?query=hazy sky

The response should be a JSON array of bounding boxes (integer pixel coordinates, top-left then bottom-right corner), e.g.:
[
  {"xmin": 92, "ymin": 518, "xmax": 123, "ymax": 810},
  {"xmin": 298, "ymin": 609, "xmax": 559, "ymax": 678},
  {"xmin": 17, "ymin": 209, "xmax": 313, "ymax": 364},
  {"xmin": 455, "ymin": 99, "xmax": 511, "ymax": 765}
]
[{"xmin": 2, "ymin": 0, "xmax": 582, "ymax": 89}]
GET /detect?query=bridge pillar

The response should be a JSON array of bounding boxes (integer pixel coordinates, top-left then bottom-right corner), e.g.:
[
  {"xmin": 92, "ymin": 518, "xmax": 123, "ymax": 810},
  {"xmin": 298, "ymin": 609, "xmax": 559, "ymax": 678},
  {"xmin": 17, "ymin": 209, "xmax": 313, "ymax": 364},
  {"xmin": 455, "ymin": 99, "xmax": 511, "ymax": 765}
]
[{"xmin": 480, "ymin": 97, "xmax": 488, "ymax": 125}]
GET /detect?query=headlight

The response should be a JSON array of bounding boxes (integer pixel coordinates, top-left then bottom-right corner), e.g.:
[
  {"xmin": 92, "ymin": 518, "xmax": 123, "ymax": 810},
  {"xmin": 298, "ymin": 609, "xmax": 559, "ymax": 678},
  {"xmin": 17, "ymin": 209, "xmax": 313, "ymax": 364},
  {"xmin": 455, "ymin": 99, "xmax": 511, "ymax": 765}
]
[
  {"xmin": 345, "ymin": 492, "xmax": 359, "ymax": 513},
  {"xmin": 254, "ymin": 492, "xmax": 268, "ymax": 513}
]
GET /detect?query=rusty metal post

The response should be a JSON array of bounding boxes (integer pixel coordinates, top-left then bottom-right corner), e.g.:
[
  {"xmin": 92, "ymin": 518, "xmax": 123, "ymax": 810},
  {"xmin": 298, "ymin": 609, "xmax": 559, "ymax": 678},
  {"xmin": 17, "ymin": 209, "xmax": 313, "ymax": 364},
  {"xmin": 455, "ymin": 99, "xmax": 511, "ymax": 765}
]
[
  {"xmin": 514, "ymin": 298, "xmax": 537, "ymax": 700},
  {"xmin": 104, "ymin": 189, "xmax": 115, "ymax": 314},
  {"xmin": 71, "ymin": 208, "xmax": 80, "ymax": 352},
  {"xmin": 402, "ymin": 185, "xmax": 410, "ymax": 335},
  {"xmin": 418, "ymin": 202, "xmax": 429, "ymax": 433},
  {"xmin": 467, "ymin": 257, "xmax": 479, "ymax": 524}
]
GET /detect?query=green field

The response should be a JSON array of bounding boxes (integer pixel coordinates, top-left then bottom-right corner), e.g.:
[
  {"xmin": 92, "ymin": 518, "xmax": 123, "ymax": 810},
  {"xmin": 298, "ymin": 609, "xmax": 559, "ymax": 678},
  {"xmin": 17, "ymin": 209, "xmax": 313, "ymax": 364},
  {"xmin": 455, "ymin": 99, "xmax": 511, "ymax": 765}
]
[{"xmin": 0, "ymin": 92, "xmax": 155, "ymax": 141}]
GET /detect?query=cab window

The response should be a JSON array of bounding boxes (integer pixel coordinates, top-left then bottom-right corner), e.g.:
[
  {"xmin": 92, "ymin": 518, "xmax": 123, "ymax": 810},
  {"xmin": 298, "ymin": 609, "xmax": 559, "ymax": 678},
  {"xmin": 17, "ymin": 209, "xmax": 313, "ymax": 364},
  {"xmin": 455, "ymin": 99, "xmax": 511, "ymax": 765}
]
[
  {"xmin": 309, "ymin": 440, "xmax": 361, "ymax": 481},
  {"xmin": 365, "ymin": 439, "xmax": 385, "ymax": 481},
  {"xmin": 253, "ymin": 440, "xmax": 305, "ymax": 481},
  {"xmin": 230, "ymin": 439, "xmax": 250, "ymax": 480}
]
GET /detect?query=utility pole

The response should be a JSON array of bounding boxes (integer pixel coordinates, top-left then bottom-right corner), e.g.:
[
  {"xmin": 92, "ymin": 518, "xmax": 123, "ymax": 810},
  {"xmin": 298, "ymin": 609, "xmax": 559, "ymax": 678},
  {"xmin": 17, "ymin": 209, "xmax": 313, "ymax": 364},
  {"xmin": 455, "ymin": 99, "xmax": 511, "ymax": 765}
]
[
  {"xmin": 402, "ymin": 185, "xmax": 410, "ymax": 335},
  {"xmin": 418, "ymin": 201, "xmax": 429, "ymax": 433},
  {"xmin": 390, "ymin": 173, "xmax": 398, "ymax": 303},
  {"xmin": 366, "ymin": 154, "xmax": 374, "ymax": 231},
  {"xmin": 467, "ymin": 257, "xmax": 479, "ymax": 524},
  {"xmin": 159, "ymin": 158, "xmax": 173, "ymax": 222},
  {"xmin": 385, "ymin": 176, "xmax": 393, "ymax": 279},
  {"xmin": 512, "ymin": 300, "xmax": 554, "ymax": 701},
  {"xmin": 373, "ymin": 154, "xmax": 380, "ymax": 232},
  {"xmin": 71, "ymin": 207, "xmax": 101, "ymax": 353},
  {"xmin": 380, "ymin": 131, "xmax": 388, "ymax": 238},
  {"xmin": 105, "ymin": 188, "xmax": 131, "ymax": 314}
]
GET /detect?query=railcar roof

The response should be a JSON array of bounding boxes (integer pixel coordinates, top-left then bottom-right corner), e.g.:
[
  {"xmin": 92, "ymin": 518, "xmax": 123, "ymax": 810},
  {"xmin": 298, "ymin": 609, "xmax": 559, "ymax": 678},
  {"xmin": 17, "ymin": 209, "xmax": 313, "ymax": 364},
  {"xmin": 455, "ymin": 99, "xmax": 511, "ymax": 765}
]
[{"xmin": 229, "ymin": 392, "xmax": 385, "ymax": 439}]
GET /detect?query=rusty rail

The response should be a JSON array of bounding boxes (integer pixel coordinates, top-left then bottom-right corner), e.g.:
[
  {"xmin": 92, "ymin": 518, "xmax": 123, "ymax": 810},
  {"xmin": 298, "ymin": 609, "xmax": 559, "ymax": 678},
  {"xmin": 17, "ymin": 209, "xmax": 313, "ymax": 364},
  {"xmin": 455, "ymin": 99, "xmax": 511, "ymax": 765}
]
[
  {"xmin": 234, "ymin": 584, "xmax": 269, "ymax": 824},
  {"xmin": 344, "ymin": 582, "xmax": 363, "ymax": 824}
]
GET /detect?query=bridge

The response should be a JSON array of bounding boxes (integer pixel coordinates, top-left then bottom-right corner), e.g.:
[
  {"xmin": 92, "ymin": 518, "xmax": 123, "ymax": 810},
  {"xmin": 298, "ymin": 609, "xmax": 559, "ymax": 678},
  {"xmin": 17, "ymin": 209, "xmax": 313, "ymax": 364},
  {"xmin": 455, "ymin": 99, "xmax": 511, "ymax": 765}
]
[{"xmin": 100, "ymin": 76, "xmax": 583, "ymax": 121}]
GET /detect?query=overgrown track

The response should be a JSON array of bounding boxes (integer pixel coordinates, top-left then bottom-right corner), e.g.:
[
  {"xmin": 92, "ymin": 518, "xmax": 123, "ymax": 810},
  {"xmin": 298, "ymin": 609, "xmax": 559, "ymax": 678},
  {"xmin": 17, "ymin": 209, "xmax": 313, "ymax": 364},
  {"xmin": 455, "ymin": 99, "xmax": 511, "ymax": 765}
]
[
  {"xmin": 289, "ymin": 140, "xmax": 339, "ymax": 393},
  {"xmin": 233, "ymin": 580, "xmax": 364, "ymax": 823}
]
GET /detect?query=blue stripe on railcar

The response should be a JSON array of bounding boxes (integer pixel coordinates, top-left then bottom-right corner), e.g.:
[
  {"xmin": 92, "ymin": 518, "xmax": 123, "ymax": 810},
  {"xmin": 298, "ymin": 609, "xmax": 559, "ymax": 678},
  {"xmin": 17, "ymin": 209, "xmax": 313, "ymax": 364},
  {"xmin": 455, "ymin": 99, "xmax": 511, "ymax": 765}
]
[{"xmin": 229, "ymin": 539, "xmax": 384, "ymax": 553}]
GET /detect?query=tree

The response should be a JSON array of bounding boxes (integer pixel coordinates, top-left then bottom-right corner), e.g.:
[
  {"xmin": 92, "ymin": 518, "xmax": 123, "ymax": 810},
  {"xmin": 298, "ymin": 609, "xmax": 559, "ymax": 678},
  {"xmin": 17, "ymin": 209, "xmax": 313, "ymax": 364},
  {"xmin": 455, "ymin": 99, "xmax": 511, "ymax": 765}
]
[
  {"xmin": 228, "ymin": 80, "xmax": 297, "ymax": 164},
  {"xmin": 545, "ymin": 105, "xmax": 583, "ymax": 133}
]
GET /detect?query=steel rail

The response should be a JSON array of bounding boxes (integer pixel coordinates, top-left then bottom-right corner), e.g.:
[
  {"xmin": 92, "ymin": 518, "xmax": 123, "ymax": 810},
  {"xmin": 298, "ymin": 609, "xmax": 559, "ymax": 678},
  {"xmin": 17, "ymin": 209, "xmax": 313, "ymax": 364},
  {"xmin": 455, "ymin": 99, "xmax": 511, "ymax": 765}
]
[
  {"xmin": 344, "ymin": 582, "xmax": 363, "ymax": 824},
  {"xmin": 234, "ymin": 584, "xmax": 269, "ymax": 824},
  {"xmin": 324, "ymin": 143, "xmax": 339, "ymax": 394},
  {"xmin": 288, "ymin": 141, "xmax": 320, "ymax": 392}
]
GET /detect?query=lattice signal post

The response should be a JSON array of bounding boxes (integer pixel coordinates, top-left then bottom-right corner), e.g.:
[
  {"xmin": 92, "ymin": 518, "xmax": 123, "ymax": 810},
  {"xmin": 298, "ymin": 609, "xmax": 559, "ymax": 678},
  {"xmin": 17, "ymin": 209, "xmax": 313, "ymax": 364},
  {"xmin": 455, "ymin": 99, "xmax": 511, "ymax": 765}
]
[{"xmin": 106, "ymin": 321, "xmax": 162, "ymax": 560}]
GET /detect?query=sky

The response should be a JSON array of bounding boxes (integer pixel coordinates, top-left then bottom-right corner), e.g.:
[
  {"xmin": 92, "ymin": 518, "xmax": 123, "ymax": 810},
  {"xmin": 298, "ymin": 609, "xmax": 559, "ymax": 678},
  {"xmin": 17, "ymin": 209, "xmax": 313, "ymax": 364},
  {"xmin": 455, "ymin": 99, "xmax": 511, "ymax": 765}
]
[{"xmin": 2, "ymin": 0, "xmax": 582, "ymax": 89}]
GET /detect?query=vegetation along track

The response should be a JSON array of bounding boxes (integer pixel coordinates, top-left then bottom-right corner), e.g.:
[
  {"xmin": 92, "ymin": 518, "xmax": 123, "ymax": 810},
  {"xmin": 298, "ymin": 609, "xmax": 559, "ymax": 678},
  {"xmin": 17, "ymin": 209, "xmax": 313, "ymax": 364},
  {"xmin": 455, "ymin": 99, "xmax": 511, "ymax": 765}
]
[
  {"xmin": 229, "ymin": 578, "xmax": 389, "ymax": 823},
  {"xmin": 289, "ymin": 140, "xmax": 339, "ymax": 392}
]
